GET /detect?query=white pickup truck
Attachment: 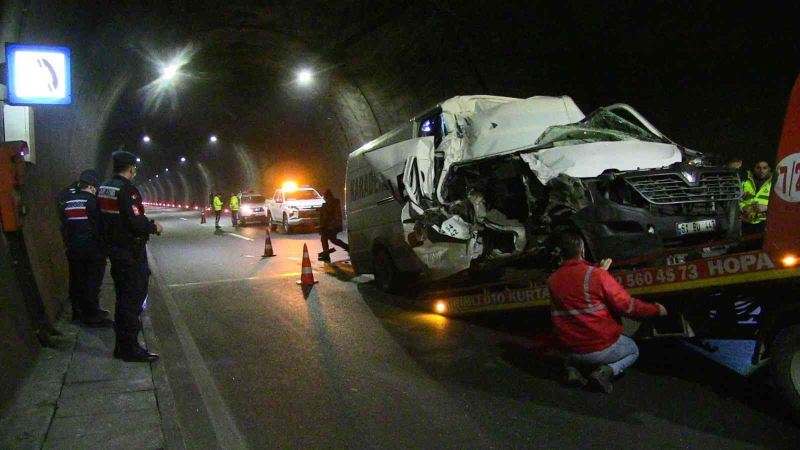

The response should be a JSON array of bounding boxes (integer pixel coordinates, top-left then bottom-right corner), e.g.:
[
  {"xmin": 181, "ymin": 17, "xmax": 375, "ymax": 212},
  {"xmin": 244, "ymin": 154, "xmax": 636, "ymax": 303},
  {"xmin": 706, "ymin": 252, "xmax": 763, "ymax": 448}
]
[{"xmin": 266, "ymin": 186, "xmax": 325, "ymax": 233}]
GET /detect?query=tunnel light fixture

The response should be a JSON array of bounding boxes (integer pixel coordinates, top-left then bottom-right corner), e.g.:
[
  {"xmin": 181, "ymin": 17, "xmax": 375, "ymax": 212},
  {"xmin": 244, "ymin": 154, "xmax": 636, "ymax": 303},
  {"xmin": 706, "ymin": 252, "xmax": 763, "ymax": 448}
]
[
  {"xmin": 136, "ymin": 157, "xmax": 142, "ymax": 163},
  {"xmin": 160, "ymin": 63, "xmax": 179, "ymax": 81},
  {"xmin": 180, "ymin": 156, "xmax": 187, "ymax": 163},
  {"xmin": 142, "ymin": 135, "xmax": 151, "ymax": 143},
  {"xmin": 209, "ymin": 135, "xmax": 218, "ymax": 143},
  {"xmin": 165, "ymin": 168, "xmax": 169, "ymax": 172},
  {"xmin": 296, "ymin": 68, "xmax": 313, "ymax": 85},
  {"xmin": 155, "ymin": 174, "xmax": 159, "ymax": 178}
]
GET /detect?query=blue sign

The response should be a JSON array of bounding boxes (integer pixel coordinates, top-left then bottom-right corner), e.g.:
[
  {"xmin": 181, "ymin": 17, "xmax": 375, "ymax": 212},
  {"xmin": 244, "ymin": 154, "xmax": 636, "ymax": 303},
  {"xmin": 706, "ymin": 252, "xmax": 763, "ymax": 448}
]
[{"xmin": 6, "ymin": 44, "xmax": 72, "ymax": 105}]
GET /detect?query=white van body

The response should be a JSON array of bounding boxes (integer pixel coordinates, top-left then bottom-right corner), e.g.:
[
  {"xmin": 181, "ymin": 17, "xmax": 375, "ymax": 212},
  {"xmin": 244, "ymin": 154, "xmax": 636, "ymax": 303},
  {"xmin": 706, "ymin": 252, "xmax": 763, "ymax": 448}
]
[{"xmin": 345, "ymin": 95, "xmax": 740, "ymax": 290}]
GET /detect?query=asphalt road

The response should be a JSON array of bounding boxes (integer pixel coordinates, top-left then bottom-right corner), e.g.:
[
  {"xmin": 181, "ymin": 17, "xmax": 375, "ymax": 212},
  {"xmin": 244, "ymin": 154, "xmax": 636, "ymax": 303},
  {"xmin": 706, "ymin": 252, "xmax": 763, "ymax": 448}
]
[{"xmin": 144, "ymin": 207, "xmax": 800, "ymax": 449}]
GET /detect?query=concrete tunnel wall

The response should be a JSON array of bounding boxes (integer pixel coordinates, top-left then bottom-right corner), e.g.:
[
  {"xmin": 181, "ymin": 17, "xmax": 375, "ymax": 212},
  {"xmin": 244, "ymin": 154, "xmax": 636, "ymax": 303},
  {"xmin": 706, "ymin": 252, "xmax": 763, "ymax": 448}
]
[{"xmin": 1, "ymin": 1, "xmax": 797, "ymax": 407}]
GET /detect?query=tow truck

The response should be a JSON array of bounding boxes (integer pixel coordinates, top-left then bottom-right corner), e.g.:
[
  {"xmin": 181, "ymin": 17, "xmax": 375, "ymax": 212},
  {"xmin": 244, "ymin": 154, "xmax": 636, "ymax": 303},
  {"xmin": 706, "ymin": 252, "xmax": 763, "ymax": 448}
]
[{"xmin": 419, "ymin": 75, "xmax": 800, "ymax": 419}]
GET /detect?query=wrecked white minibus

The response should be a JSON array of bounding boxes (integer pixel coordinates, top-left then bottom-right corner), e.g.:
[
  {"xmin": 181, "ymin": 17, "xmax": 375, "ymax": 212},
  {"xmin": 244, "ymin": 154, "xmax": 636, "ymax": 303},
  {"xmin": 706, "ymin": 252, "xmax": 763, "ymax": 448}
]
[{"xmin": 346, "ymin": 95, "xmax": 741, "ymax": 292}]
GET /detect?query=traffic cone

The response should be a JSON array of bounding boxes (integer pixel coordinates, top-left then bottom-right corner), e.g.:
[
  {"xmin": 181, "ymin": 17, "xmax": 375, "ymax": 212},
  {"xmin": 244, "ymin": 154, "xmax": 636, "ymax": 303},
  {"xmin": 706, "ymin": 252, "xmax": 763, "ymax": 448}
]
[
  {"xmin": 200, "ymin": 209, "xmax": 207, "ymax": 224},
  {"xmin": 262, "ymin": 226, "xmax": 275, "ymax": 258},
  {"xmin": 297, "ymin": 243, "xmax": 318, "ymax": 286}
]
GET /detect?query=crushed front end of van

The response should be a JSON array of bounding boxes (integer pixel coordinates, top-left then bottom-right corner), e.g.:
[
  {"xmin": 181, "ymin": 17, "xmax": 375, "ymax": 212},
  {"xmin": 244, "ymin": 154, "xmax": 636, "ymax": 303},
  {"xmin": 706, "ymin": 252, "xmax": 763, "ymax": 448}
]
[{"xmin": 358, "ymin": 95, "xmax": 741, "ymax": 280}]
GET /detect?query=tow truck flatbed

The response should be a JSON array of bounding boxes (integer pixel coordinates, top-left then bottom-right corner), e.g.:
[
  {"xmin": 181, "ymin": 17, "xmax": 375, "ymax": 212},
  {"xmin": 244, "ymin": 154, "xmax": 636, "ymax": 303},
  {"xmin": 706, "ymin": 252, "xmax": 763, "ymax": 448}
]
[{"xmin": 418, "ymin": 74, "xmax": 800, "ymax": 421}]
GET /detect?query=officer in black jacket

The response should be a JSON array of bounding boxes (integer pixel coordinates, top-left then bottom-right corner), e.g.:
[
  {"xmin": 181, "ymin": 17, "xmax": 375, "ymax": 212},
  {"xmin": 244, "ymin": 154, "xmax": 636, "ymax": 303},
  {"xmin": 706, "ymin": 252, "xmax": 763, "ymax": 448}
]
[
  {"xmin": 99, "ymin": 151, "xmax": 162, "ymax": 362},
  {"xmin": 57, "ymin": 169, "xmax": 112, "ymax": 327}
]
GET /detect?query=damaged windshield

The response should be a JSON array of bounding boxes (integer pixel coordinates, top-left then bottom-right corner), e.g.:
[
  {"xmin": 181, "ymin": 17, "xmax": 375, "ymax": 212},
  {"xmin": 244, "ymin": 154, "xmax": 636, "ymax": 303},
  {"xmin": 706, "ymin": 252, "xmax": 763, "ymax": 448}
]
[{"xmin": 535, "ymin": 108, "xmax": 667, "ymax": 147}]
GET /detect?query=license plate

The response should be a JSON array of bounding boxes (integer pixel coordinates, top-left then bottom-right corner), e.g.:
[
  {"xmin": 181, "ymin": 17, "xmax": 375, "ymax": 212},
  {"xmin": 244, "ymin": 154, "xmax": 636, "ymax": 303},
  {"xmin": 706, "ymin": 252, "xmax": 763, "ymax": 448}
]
[{"xmin": 676, "ymin": 219, "xmax": 716, "ymax": 235}]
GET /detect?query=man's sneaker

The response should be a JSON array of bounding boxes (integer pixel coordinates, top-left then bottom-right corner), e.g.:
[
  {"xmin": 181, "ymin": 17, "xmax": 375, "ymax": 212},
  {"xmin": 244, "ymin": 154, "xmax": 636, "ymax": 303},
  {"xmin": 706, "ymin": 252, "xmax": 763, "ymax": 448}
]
[
  {"xmin": 588, "ymin": 365, "xmax": 615, "ymax": 394},
  {"xmin": 565, "ymin": 365, "xmax": 588, "ymax": 387}
]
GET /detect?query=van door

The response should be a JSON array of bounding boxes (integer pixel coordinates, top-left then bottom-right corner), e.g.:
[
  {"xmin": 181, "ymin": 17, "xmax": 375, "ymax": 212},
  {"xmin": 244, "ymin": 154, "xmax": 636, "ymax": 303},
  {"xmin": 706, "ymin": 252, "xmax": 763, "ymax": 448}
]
[
  {"xmin": 402, "ymin": 139, "xmax": 435, "ymax": 206},
  {"xmin": 363, "ymin": 137, "xmax": 435, "ymax": 202}
]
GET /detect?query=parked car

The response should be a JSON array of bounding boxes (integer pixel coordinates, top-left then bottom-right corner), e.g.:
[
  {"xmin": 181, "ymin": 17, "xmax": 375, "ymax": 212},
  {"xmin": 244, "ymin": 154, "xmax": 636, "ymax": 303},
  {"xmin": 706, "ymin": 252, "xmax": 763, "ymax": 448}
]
[
  {"xmin": 237, "ymin": 193, "xmax": 267, "ymax": 226},
  {"xmin": 266, "ymin": 185, "xmax": 325, "ymax": 233}
]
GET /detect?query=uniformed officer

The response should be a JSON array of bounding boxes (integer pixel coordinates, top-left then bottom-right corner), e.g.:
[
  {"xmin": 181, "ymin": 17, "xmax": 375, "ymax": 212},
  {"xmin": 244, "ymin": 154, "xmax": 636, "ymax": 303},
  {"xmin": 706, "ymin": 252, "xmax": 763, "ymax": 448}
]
[
  {"xmin": 57, "ymin": 169, "xmax": 112, "ymax": 327},
  {"xmin": 212, "ymin": 193, "xmax": 223, "ymax": 229},
  {"xmin": 229, "ymin": 192, "xmax": 240, "ymax": 227},
  {"xmin": 740, "ymin": 160, "xmax": 772, "ymax": 234},
  {"xmin": 99, "ymin": 151, "xmax": 162, "ymax": 362}
]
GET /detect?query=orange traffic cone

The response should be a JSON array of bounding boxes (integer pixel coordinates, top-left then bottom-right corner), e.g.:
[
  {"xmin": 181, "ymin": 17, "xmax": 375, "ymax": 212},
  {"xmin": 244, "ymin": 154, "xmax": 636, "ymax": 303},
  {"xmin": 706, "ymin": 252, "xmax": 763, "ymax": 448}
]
[
  {"xmin": 200, "ymin": 209, "xmax": 207, "ymax": 224},
  {"xmin": 297, "ymin": 243, "xmax": 318, "ymax": 285},
  {"xmin": 262, "ymin": 226, "xmax": 275, "ymax": 258}
]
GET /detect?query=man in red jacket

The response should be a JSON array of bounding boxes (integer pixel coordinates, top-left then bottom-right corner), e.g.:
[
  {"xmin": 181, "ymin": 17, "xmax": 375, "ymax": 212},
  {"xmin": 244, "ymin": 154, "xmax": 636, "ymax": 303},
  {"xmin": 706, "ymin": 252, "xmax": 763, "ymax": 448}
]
[{"xmin": 548, "ymin": 233, "xmax": 667, "ymax": 393}]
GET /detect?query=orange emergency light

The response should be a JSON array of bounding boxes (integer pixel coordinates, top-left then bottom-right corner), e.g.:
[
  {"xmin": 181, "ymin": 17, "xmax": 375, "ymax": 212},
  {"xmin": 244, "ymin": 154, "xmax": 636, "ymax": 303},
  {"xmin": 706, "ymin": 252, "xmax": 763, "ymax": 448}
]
[{"xmin": 0, "ymin": 141, "xmax": 27, "ymax": 232}]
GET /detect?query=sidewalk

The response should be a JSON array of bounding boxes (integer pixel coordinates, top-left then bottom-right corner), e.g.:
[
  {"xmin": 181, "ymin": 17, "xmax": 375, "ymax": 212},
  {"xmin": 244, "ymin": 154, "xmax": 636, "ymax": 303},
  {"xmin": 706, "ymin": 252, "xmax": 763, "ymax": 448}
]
[{"xmin": 0, "ymin": 274, "xmax": 177, "ymax": 449}]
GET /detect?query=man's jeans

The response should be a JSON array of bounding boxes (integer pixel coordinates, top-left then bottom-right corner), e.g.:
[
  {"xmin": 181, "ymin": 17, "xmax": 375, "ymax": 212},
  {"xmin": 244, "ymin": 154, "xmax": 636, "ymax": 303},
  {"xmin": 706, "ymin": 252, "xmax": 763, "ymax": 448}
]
[{"xmin": 566, "ymin": 335, "xmax": 640, "ymax": 376}]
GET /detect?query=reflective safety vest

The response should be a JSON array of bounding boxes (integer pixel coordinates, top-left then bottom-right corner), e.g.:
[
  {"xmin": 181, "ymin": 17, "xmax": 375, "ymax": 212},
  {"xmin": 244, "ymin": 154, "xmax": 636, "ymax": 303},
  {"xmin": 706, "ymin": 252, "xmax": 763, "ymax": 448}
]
[
  {"xmin": 213, "ymin": 196, "xmax": 223, "ymax": 211},
  {"xmin": 229, "ymin": 195, "xmax": 239, "ymax": 211},
  {"xmin": 740, "ymin": 171, "xmax": 772, "ymax": 224}
]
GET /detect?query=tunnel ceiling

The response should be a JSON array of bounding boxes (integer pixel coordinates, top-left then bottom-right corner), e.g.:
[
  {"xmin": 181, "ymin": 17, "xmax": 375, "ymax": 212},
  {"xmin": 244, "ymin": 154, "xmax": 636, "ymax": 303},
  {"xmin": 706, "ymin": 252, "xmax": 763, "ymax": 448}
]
[{"xmin": 6, "ymin": 1, "xmax": 800, "ymax": 203}]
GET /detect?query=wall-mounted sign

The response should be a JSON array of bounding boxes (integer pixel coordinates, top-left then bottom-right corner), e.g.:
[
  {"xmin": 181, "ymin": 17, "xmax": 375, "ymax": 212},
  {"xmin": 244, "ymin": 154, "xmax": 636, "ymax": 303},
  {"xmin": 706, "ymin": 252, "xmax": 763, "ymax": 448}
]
[{"xmin": 5, "ymin": 44, "xmax": 72, "ymax": 105}]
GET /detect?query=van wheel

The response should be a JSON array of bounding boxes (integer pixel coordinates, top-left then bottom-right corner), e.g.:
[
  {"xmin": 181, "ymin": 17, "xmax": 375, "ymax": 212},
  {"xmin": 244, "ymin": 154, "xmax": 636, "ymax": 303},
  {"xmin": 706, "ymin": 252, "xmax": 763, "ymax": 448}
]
[
  {"xmin": 373, "ymin": 247, "xmax": 402, "ymax": 294},
  {"xmin": 772, "ymin": 324, "xmax": 800, "ymax": 422}
]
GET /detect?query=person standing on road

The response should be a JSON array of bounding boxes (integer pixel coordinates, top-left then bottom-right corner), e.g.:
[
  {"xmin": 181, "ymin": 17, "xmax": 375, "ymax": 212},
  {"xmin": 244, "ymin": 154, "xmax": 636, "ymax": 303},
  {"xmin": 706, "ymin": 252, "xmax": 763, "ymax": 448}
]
[
  {"xmin": 548, "ymin": 232, "xmax": 667, "ymax": 393},
  {"xmin": 229, "ymin": 192, "xmax": 240, "ymax": 227},
  {"xmin": 99, "ymin": 151, "xmax": 162, "ymax": 362},
  {"xmin": 56, "ymin": 169, "xmax": 112, "ymax": 327},
  {"xmin": 318, "ymin": 188, "xmax": 349, "ymax": 262},
  {"xmin": 740, "ymin": 160, "xmax": 772, "ymax": 234},
  {"xmin": 212, "ymin": 193, "xmax": 224, "ymax": 229}
]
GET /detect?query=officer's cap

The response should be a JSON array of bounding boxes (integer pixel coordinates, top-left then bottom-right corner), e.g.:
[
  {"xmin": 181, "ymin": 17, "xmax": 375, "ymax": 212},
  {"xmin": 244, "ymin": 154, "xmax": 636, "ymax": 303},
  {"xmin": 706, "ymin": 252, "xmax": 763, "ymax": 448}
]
[
  {"xmin": 112, "ymin": 151, "xmax": 139, "ymax": 168},
  {"xmin": 79, "ymin": 169, "xmax": 101, "ymax": 188}
]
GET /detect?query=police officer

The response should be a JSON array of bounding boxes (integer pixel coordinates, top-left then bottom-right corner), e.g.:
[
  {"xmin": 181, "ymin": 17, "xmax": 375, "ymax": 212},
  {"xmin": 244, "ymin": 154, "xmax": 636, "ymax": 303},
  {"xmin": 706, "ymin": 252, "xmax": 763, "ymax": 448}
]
[
  {"xmin": 740, "ymin": 160, "xmax": 772, "ymax": 234},
  {"xmin": 99, "ymin": 151, "xmax": 162, "ymax": 362},
  {"xmin": 57, "ymin": 169, "xmax": 112, "ymax": 327},
  {"xmin": 229, "ymin": 192, "xmax": 240, "ymax": 227},
  {"xmin": 212, "ymin": 193, "xmax": 223, "ymax": 229}
]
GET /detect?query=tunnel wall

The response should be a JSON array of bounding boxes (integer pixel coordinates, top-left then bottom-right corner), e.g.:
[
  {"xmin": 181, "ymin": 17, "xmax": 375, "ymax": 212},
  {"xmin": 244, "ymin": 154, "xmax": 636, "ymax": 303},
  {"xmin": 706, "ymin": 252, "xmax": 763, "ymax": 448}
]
[{"xmin": 0, "ymin": 0, "xmax": 139, "ymax": 408}]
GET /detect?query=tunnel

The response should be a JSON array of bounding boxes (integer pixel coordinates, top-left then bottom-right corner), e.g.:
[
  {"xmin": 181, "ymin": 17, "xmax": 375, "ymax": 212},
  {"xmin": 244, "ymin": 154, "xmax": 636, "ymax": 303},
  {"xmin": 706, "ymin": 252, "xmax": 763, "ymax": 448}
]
[{"xmin": 1, "ymin": 0, "xmax": 799, "ymax": 440}]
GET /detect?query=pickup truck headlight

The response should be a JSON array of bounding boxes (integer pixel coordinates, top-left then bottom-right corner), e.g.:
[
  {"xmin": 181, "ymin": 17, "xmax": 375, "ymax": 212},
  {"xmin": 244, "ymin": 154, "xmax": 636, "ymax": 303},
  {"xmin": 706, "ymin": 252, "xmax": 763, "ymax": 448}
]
[{"xmin": 241, "ymin": 206, "xmax": 252, "ymax": 215}]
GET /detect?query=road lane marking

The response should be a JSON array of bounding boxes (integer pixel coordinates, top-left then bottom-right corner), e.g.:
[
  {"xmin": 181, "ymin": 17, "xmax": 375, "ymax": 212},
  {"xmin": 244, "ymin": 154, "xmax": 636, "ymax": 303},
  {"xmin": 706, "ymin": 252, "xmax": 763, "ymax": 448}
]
[
  {"xmin": 148, "ymin": 254, "xmax": 250, "ymax": 449},
  {"xmin": 228, "ymin": 233, "xmax": 253, "ymax": 241},
  {"xmin": 167, "ymin": 273, "xmax": 298, "ymax": 288},
  {"xmin": 180, "ymin": 218, "xmax": 188, "ymax": 221}
]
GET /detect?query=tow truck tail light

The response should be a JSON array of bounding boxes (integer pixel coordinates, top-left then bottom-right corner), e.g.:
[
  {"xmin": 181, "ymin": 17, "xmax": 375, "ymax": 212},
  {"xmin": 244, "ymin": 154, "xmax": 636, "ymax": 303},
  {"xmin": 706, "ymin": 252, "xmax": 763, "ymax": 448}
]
[{"xmin": 782, "ymin": 255, "xmax": 798, "ymax": 267}]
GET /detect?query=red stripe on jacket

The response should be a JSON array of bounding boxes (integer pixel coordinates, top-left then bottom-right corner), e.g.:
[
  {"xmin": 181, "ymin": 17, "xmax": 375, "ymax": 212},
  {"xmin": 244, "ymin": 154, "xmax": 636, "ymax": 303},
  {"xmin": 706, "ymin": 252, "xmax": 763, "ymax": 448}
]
[
  {"xmin": 98, "ymin": 197, "xmax": 118, "ymax": 212},
  {"xmin": 548, "ymin": 259, "xmax": 661, "ymax": 354},
  {"xmin": 65, "ymin": 208, "xmax": 88, "ymax": 218}
]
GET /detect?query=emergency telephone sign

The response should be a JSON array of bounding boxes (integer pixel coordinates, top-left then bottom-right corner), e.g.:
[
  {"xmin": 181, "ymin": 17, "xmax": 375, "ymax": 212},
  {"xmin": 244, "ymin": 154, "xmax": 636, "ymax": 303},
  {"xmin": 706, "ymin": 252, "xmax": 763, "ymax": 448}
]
[{"xmin": 5, "ymin": 44, "xmax": 72, "ymax": 105}]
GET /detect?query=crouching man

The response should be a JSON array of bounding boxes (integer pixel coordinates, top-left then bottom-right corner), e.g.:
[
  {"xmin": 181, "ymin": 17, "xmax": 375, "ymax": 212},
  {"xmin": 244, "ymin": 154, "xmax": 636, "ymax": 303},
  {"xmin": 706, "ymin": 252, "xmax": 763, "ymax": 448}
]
[{"xmin": 548, "ymin": 233, "xmax": 667, "ymax": 393}]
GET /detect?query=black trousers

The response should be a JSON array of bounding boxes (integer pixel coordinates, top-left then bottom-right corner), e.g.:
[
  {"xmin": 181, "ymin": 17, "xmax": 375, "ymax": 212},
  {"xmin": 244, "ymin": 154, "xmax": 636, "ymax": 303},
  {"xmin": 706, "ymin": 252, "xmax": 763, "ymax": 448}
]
[
  {"xmin": 320, "ymin": 229, "xmax": 349, "ymax": 254},
  {"xmin": 109, "ymin": 248, "xmax": 150, "ymax": 345},
  {"xmin": 231, "ymin": 210, "xmax": 239, "ymax": 226},
  {"xmin": 214, "ymin": 210, "xmax": 221, "ymax": 226},
  {"xmin": 68, "ymin": 253, "xmax": 107, "ymax": 319}
]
